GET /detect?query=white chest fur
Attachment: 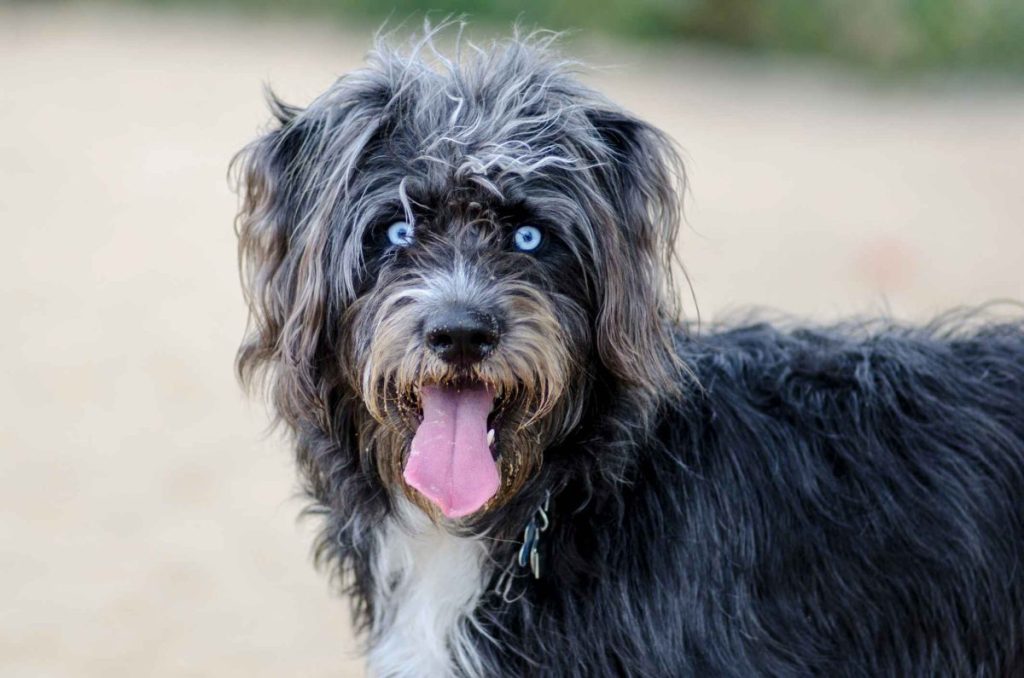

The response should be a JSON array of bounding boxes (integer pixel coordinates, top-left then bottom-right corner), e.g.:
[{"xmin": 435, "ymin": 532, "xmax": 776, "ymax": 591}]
[{"xmin": 368, "ymin": 499, "xmax": 492, "ymax": 678}]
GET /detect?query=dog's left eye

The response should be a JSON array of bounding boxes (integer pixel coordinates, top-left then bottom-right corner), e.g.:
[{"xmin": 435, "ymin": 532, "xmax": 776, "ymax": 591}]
[
  {"xmin": 386, "ymin": 221, "xmax": 414, "ymax": 247},
  {"xmin": 513, "ymin": 225, "xmax": 543, "ymax": 252}
]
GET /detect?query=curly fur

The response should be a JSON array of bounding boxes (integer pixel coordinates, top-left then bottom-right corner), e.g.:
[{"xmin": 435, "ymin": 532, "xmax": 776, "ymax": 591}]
[{"xmin": 233, "ymin": 23, "xmax": 1024, "ymax": 677}]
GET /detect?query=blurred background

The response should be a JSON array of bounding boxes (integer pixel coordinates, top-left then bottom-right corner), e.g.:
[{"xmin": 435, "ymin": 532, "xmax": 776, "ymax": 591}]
[{"xmin": 2, "ymin": 1, "xmax": 1022, "ymax": 676}]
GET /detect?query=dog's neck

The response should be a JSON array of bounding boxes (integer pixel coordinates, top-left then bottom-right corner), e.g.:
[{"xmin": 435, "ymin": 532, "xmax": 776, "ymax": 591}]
[
  {"xmin": 358, "ymin": 379, "xmax": 665, "ymax": 676},
  {"xmin": 368, "ymin": 497, "xmax": 493, "ymax": 678}
]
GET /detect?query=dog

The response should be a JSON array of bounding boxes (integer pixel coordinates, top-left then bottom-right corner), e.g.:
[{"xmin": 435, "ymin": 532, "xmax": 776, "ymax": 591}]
[{"xmin": 232, "ymin": 26, "xmax": 1024, "ymax": 677}]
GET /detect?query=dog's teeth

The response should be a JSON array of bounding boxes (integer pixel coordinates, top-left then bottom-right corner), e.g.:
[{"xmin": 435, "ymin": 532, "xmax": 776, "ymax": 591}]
[{"xmin": 487, "ymin": 428, "xmax": 496, "ymax": 446}]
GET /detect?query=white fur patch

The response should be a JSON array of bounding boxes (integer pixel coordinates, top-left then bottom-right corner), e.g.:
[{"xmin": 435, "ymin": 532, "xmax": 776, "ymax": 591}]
[{"xmin": 368, "ymin": 498, "xmax": 492, "ymax": 678}]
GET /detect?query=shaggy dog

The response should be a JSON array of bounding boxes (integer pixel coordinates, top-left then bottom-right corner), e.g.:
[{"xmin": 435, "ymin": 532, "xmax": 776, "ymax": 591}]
[{"xmin": 233, "ymin": 28, "xmax": 1024, "ymax": 677}]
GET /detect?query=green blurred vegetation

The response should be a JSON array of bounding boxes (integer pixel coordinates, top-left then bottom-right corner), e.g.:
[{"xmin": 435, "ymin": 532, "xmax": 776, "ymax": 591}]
[{"xmin": 128, "ymin": 0, "xmax": 1024, "ymax": 72}]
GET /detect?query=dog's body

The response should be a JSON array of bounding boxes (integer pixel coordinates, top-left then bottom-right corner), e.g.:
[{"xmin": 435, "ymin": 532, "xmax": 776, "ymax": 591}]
[
  {"xmin": 472, "ymin": 321, "xmax": 1024, "ymax": 676},
  {"xmin": 362, "ymin": 320, "xmax": 1024, "ymax": 677},
  {"xmin": 234, "ymin": 28, "xmax": 1024, "ymax": 677}
]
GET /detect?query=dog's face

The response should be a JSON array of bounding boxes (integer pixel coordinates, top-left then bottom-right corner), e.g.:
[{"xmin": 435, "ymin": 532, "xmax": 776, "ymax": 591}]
[
  {"xmin": 235, "ymin": 33, "xmax": 683, "ymax": 521},
  {"xmin": 347, "ymin": 183, "xmax": 587, "ymax": 518}
]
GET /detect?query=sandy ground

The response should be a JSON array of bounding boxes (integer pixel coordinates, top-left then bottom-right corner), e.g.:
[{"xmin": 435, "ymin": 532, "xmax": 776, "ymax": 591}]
[{"xmin": 1, "ymin": 4, "xmax": 1022, "ymax": 677}]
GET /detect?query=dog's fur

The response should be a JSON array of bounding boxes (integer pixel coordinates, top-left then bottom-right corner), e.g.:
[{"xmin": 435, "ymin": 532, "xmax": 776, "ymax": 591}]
[{"xmin": 233, "ymin": 26, "xmax": 1024, "ymax": 677}]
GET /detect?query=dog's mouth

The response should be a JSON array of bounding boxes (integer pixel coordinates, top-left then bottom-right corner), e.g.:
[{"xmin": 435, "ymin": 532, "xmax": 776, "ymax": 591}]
[{"xmin": 400, "ymin": 380, "xmax": 507, "ymax": 518}]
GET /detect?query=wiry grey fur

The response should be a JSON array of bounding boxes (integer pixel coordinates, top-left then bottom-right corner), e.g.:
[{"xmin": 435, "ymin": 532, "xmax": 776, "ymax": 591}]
[{"xmin": 234, "ymin": 24, "xmax": 1024, "ymax": 677}]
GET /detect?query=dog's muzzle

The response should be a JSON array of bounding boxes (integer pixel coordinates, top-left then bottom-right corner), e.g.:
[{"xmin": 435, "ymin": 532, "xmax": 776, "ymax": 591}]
[{"xmin": 401, "ymin": 303, "xmax": 504, "ymax": 518}]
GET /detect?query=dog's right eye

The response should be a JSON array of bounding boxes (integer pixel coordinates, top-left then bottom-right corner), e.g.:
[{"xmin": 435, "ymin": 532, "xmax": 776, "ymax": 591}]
[
  {"xmin": 386, "ymin": 221, "xmax": 414, "ymax": 247},
  {"xmin": 513, "ymin": 224, "xmax": 543, "ymax": 252}
]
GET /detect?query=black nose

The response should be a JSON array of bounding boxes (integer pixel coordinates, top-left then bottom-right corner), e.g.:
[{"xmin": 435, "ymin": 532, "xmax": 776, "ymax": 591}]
[{"xmin": 424, "ymin": 308, "xmax": 500, "ymax": 365}]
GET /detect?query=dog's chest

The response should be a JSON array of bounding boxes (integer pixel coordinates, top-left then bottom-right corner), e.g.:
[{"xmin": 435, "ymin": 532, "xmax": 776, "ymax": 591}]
[{"xmin": 368, "ymin": 500, "xmax": 491, "ymax": 678}]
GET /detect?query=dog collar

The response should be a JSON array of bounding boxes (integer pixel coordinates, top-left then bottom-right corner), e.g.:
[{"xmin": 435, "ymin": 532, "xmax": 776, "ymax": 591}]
[
  {"xmin": 517, "ymin": 491, "xmax": 551, "ymax": 578},
  {"xmin": 495, "ymin": 491, "xmax": 551, "ymax": 603}
]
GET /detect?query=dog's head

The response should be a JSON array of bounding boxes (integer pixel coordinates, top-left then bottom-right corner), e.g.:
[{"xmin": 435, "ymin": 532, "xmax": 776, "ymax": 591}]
[{"xmin": 234, "ymin": 28, "xmax": 683, "ymax": 521}]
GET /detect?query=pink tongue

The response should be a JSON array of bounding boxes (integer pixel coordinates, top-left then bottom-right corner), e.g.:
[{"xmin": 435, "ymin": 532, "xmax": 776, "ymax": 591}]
[{"xmin": 404, "ymin": 384, "xmax": 499, "ymax": 518}]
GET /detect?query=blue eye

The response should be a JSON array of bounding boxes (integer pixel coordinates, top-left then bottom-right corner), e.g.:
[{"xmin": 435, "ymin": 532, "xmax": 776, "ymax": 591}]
[
  {"xmin": 513, "ymin": 225, "xmax": 543, "ymax": 252},
  {"xmin": 386, "ymin": 221, "xmax": 414, "ymax": 247}
]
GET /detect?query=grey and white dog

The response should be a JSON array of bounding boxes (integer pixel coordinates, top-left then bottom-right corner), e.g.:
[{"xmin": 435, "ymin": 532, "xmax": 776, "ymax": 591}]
[{"xmin": 234, "ymin": 25, "xmax": 1024, "ymax": 678}]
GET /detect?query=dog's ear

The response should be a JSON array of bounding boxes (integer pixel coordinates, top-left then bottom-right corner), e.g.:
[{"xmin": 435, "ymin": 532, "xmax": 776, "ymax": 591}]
[
  {"xmin": 232, "ymin": 93, "xmax": 321, "ymax": 422},
  {"xmin": 587, "ymin": 108, "xmax": 684, "ymax": 399},
  {"xmin": 232, "ymin": 84, "xmax": 389, "ymax": 425}
]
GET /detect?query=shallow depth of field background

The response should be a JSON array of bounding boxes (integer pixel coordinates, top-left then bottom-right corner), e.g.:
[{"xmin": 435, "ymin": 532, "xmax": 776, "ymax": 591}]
[{"xmin": 2, "ymin": 1, "xmax": 1022, "ymax": 676}]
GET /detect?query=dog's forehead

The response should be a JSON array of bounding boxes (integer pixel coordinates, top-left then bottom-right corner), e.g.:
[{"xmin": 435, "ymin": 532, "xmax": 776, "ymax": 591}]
[
  {"xmin": 401, "ymin": 169, "xmax": 582, "ymax": 241},
  {"xmin": 377, "ymin": 75, "xmax": 589, "ymax": 194},
  {"xmin": 397, "ymin": 133, "xmax": 570, "ymax": 202},
  {"xmin": 309, "ymin": 48, "xmax": 630, "ymax": 254}
]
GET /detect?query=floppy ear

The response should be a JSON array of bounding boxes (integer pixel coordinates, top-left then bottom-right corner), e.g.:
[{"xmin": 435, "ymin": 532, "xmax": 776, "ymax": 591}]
[
  {"xmin": 232, "ymin": 92, "xmax": 334, "ymax": 425},
  {"xmin": 233, "ymin": 68, "xmax": 398, "ymax": 431},
  {"xmin": 234, "ymin": 74, "xmax": 397, "ymax": 428},
  {"xmin": 587, "ymin": 108, "xmax": 684, "ymax": 398}
]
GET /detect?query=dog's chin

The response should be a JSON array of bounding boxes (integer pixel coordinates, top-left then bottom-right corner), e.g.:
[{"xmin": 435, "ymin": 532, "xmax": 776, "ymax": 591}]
[{"xmin": 378, "ymin": 378, "xmax": 538, "ymax": 520}]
